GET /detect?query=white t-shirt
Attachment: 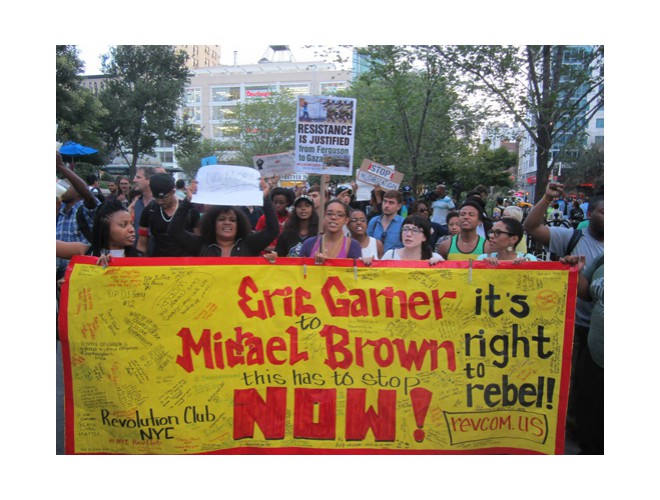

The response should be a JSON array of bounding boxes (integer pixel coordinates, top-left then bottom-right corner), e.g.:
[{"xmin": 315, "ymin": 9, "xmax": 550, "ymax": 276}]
[{"xmin": 431, "ymin": 196, "xmax": 455, "ymax": 225}]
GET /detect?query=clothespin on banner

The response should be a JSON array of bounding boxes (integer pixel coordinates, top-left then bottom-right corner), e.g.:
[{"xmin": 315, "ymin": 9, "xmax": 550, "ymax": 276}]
[
  {"xmin": 468, "ymin": 259, "xmax": 473, "ymax": 283},
  {"xmin": 353, "ymin": 259, "xmax": 358, "ymax": 281},
  {"xmin": 303, "ymin": 263, "xmax": 307, "ymax": 279}
]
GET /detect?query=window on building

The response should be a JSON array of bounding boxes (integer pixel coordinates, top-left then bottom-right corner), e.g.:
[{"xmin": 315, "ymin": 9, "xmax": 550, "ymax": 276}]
[
  {"xmin": 280, "ymin": 83, "xmax": 310, "ymax": 97},
  {"xmin": 320, "ymin": 82, "xmax": 349, "ymax": 95},
  {"xmin": 211, "ymin": 86, "xmax": 241, "ymax": 102},
  {"xmin": 211, "ymin": 105, "xmax": 237, "ymax": 121},
  {"xmin": 185, "ymin": 88, "xmax": 201, "ymax": 104},
  {"xmin": 182, "ymin": 106, "xmax": 201, "ymax": 122},
  {"xmin": 596, "ymin": 118, "xmax": 604, "ymax": 128},
  {"xmin": 159, "ymin": 151, "xmax": 174, "ymax": 163},
  {"xmin": 594, "ymin": 136, "xmax": 604, "ymax": 145}
]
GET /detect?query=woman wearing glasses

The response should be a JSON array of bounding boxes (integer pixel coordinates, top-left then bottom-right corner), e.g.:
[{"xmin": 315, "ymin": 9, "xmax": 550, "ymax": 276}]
[
  {"xmin": 477, "ymin": 217, "xmax": 537, "ymax": 264},
  {"xmin": 381, "ymin": 215, "xmax": 444, "ymax": 264},
  {"xmin": 299, "ymin": 199, "xmax": 362, "ymax": 263}
]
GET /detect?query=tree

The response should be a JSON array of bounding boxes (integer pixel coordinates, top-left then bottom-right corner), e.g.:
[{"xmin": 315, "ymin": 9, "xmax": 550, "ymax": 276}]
[
  {"xmin": 557, "ymin": 144, "xmax": 604, "ymax": 193},
  {"xmin": 434, "ymin": 45, "xmax": 604, "ymax": 203},
  {"xmin": 175, "ymin": 138, "xmax": 227, "ymax": 179},
  {"xmin": 225, "ymin": 91, "xmax": 297, "ymax": 167},
  {"xmin": 451, "ymin": 145, "xmax": 517, "ymax": 195},
  {"xmin": 345, "ymin": 45, "xmax": 482, "ymax": 193},
  {"xmin": 56, "ymin": 45, "xmax": 106, "ymax": 155},
  {"xmin": 97, "ymin": 45, "xmax": 200, "ymax": 179}
]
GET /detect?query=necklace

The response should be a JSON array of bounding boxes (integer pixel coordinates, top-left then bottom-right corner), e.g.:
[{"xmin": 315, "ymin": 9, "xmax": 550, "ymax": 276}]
[
  {"xmin": 160, "ymin": 206, "xmax": 173, "ymax": 223},
  {"xmin": 160, "ymin": 200, "xmax": 178, "ymax": 223},
  {"xmin": 322, "ymin": 235, "xmax": 345, "ymax": 258}
]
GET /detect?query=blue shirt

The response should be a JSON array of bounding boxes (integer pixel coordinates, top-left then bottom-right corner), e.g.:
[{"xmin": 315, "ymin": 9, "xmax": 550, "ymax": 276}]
[
  {"xmin": 56, "ymin": 199, "xmax": 98, "ymax": 278},
  {"xmin": 367, "ymin": 214, "xmax": 404, "ymax": 253}
]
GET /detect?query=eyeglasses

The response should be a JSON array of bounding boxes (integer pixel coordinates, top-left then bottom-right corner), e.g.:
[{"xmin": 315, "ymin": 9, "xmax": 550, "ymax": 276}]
[
  {"xmin": 380, "ymin": 230, "xmax": 388, "ymax": 242},
  {"xmin": 349, "ymin": 217, "xmax": 367, "ymax": 223},
  {"xmin": 402, "ymin": 226, "xmax": 423, "ymax": 235},
  {"xmin": 488, "ymin": 229, "xmax": 514, "ymax": 238},
  {"xmin": 325, "ymin": 211, "xmax": 346, "ymax": 219}
]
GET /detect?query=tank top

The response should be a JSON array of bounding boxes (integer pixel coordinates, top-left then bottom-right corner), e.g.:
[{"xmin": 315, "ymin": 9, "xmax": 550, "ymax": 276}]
[
  {"xmin": 360, "ymin": 237, "xmax": 380, "ymax": 260},
  {"xmin": 310, "ymin": 235, "xmax": 351, "ymax": 258},
  {"xmin": 447, "ymin": 234, "xmax": 486, "ymax": 261}
]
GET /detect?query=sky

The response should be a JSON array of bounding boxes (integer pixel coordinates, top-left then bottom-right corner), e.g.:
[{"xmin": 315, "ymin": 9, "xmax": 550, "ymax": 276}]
[{"xmin": 77, "ymin": 44, "xmax": 351, "ymax": 75}]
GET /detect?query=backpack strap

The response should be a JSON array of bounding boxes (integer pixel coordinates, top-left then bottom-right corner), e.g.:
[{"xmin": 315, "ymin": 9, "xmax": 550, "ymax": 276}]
[
  {"xmin": 76, "ymin": 205, "xmax": 93, "ymax": 243},
  {"xmin": 565, "ymin": 228, "xmax": 583, "ymax": 256}
]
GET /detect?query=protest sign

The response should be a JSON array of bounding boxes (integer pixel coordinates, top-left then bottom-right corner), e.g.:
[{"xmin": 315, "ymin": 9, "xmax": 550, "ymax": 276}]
[
  {"xmin": 253, "ymin": 152, "xmax": 296, "ymax": 177},
  {"xmin": 357, "ymin": 159, "xmax": 404, "ymax": 191},
  {"xmin": 60, "ymin": 258, "xmax": 576, "ymax": 455},
  {"xmin": 193, "ymin": 164, "xmax": 262, "ymax": 206},
  {"xmin": 295, "ymin": 96, "xmax": 356, "ymax": 176},
  {"xmin": 279, "ymin": 174, "xmax": 308, "ymax": 188}
]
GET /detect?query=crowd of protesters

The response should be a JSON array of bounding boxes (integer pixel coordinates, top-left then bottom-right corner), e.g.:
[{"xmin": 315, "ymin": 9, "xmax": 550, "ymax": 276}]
[{"xmin": 56, "ymin": 151, "xmax": 603, "ymax": 454}]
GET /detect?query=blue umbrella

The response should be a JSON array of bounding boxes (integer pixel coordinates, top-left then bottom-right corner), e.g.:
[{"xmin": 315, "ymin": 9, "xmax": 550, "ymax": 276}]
[{"xmin": 59, "ymin": 141, "xmax": 98, "ymax": 168}]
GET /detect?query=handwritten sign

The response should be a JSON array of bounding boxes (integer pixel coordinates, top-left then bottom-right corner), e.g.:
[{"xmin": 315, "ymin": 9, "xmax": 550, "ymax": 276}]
[
  {"xmin": 357, "ymin": 159, "xmax": 404, "ymax": 191},
  {"xmin": 60, "ymin": 258, "xmax": 576, "ymax": 455},
  {"xmin": 193, "ymin": 164, "xmax": 262, "ymax": 206},
  {"xmin": 253, "ymin": 152, "xmax": 296, "ymax": 177},
  {"xmin": 295, "ymin": 96, "xmax": 356, "ymax": 176}
]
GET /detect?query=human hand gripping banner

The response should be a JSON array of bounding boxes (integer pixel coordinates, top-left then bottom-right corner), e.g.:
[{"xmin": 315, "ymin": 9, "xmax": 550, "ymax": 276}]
[{"xmin": 59, "ymin": 257, "xmax": 577, "ymax": 454}]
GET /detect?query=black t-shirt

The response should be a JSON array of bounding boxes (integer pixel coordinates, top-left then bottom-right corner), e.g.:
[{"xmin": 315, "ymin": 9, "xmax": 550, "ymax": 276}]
[{"xmin": 140, "ymin": 200, "xmax": 199, "ymax": 256}]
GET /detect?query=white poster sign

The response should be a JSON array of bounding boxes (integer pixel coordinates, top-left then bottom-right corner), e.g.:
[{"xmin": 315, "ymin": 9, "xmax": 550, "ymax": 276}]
[
  {"xmin": 193, "ymin": 164, "xmax": 263, "ymax": 206},
  {"xmin": 295, "ymin": 96, "xmax": 356, "ymax": 176},
  {"xmin": 253, "ymin": 151, "xmax": 296, "ymax": 177}
]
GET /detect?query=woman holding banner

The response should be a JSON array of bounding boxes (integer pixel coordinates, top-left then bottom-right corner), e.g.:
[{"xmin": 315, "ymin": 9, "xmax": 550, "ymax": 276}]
[
  {"xmin": 299, "ymin": 199, "xmax": 362, "ymax": 263},
  {"xmin": 347, "ymin": 208, "xmax": 383, "ymax": 264},
  {"xmin": 167, "ymin": 179, "xmax": 279, "ymax": 257},
  {"xmin": 380, "ymin": 215, "xmax": 443, "ymax": 264},
  {"xmin": 56, "ymin": 199, "xmax": 140, "ymax": 265},
  {"xmin": 477, "ymin": 217, "xmax": 538, "ymax": 265}
]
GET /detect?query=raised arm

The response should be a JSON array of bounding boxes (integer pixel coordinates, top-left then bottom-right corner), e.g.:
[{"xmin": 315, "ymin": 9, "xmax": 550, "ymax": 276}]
[
  {"xmin": 522, "ymin": 182, "xmax": 565, "ymax": 247},
  {"xmin": 56, "ymin": 152, "xmax": 98, "ymax": 209}
]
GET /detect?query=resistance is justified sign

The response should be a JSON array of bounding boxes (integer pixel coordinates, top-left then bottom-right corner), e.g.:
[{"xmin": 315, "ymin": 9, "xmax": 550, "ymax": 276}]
[{"xmin": 60, "ymin": 257, "xmax": 576, "ymax": 454}]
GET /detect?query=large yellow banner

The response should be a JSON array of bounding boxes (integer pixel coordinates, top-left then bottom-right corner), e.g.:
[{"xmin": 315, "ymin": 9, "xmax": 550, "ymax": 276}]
[{"xmin": 60, "ymin": 256, "xmax": 577, "ymax": 454}]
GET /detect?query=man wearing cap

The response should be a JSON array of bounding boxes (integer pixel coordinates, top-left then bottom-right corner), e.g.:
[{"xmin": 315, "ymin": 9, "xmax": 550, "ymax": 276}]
[{"xmin": 137, "ymin": 173, "xmax": 199, "ymax": 256}]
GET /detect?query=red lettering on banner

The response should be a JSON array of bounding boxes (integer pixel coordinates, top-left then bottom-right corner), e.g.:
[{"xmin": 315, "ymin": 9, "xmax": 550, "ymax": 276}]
[
  {"xmin": 319, "ymin": 325, "xmax": 456, "ymax": 372},
  {"xmin": 321, "ymin": 276, "xmax": 457, "ymax": 320},
  {"xmin": 233, "ymin": 387, "xmax": 286, "ymax": 439},
  {"xmin": 237, "ymin": 276, "xmax": 317, "ymax": 319},
  {"xmin": 345, "ymin": 389, "xmax": 396, "ymax": 441},
  {"xmin": 233, "ymin": 387, "xmax": 398, "ymax": 442},
  {"xmin": 175, "ymin": 326, "xmax": 309, "ymax": 373},
  {"xmin": 293, "ymin": 388, "xmax": 337, "ymax": 439}
]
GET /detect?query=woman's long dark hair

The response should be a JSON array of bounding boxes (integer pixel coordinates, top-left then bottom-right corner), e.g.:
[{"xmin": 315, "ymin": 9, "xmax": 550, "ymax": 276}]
[
  {"xmin": 401, "ymin": 214, "xmax": 434, "ymax": 260},
  {"xmin": 282, "ymin": 199, "xmax": 319, "ymax": 237},
  {"xmin": 90, "ymin": 200, "xmax": 138, "ymax": 256},
  {"xmin": 199, "ymin": 206, "xmax": 252, "ymax": 246}
]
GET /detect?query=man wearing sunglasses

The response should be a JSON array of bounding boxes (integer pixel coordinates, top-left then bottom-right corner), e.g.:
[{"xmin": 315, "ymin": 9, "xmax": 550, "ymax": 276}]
[{"xmin": 367, "ymin": 189, "xmax": 405, "ymax": 253}]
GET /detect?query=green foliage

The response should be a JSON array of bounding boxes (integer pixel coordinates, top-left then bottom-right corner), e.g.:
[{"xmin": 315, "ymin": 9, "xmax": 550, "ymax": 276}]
[
  {"xmin": 557, "ymin": 144, "xmax": 604, "ymax": 192},
  {"xmin": 451, "ymin": 145, "xmax": 516, "ymax": 194},
  {"xmin": 175, "ymin": 138, "xmax": 227, "ymax": 179},
  {"xmin": 97, "ymin": 45, "xmax": 198, "ymax": 178},
  {"xmin": 225, "ymin": 91, "xmax": 297, "ymax": 166},
  {"xmin": 345, "ymin": 46, "xmax": 483, "ymax": 192},
  {"xmin": 434, "ymin": 45, "xmax": 604, "ymax": 202},
  {"xmin": 56, "ymin": 45, "xmax": 106, "ymax": 156}
]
